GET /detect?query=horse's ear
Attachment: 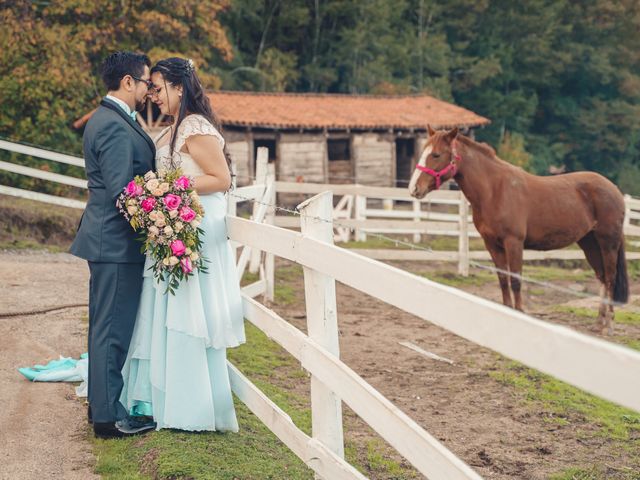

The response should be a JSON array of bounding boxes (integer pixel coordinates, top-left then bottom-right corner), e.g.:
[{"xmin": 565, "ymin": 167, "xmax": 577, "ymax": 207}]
[
  {"xmin": 427, "ymin": 125, "xmax": 436, "ymax": 137},
  {"xmin": 445, "ymin": 127, "xmax": 459, "ymax": 143}
]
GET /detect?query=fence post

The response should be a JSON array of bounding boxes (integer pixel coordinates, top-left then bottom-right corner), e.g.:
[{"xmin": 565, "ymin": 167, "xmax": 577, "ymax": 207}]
[
  {"xmin": 298, "ymin": 191, "xmax": 345, "ymax": 470},
  {"xmin": 227, "ymin": 161, "xmax": 239, "ymax": 257},
  {"xmin": 354, "ymin": 194, "xmax": 367, "ymax": 242},
  {"xmin": 413, "ymin": 199, "xmax": 421, "ymax": 243},
  {"xmin": 458, "ymin": 191, "xmax": 470, "ymax": 277},
  {"xmin": 249, "ymin": 148, "xmax": 269, "ymax": 274},
  {"xmin": 624, "ymin": 194, "xmax": 631, "ymax": 229},
  {"xmin": 264, "ymin": 164, "xmax": 276, "ymax": 303}
]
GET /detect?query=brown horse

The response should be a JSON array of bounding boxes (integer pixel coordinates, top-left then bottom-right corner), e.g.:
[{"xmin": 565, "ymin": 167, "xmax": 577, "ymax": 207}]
[{"xmin": 409, "ymin": 126, "xmax": 629, "ymax": 334}]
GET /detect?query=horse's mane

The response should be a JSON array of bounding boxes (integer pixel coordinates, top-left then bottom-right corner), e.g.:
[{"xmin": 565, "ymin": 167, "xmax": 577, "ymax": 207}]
[{"xmin": 456, "ymin": 135, "xmax": 497, "ymax": 158}]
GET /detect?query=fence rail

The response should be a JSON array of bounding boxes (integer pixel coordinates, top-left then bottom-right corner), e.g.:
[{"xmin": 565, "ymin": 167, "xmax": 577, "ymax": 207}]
[
  {"xmin": 229, "ymin": 191, "xmax": 640, "ymax": 479},
  {"xmin": 2, "ymin": 138, "xmax": 639, "ymax": 275},
  {"xmin": 3, "ymin": 140, "xmax": 640, "ymax": 478}
]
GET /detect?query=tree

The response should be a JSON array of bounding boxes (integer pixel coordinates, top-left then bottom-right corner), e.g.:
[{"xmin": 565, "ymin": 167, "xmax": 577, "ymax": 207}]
[{"xmin": 0, "ymin": 0, "xmax": 233, "ymax": 194}]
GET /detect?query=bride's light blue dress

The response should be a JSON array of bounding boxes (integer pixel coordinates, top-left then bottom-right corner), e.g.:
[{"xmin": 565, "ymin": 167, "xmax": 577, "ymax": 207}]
[{"xmin": 120, "ymin": 115, "xmax": 245, "ymax": 431}]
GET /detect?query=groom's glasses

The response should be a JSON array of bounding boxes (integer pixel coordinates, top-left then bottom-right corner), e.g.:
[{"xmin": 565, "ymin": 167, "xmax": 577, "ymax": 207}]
[{"xmin": 130, "ymin": 75, "xmax": 153, "ymax": 90}]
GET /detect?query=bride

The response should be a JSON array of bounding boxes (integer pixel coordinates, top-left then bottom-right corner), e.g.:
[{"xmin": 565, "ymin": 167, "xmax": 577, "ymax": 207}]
[{"xmin": 120, "ymin": 57, "xmax": 246, "ymax": 431}]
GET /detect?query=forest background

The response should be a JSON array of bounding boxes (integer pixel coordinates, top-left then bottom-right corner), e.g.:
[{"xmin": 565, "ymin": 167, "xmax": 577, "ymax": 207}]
[{"xmin": 2, "ymin": 0, "xmax": 640, "ymax": 195}]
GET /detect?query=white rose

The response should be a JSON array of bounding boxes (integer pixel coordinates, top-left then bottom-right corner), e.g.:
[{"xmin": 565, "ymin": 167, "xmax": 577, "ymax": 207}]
[
  {"xmin": 159, "ymin": 182, "xmax": 170, "ymax": 193},
  {"xmin": 169, "ymin": 256, "xmax": 179, "ymax": 266},
  {"xmin": 146, "ymin": 179, "xmax": 160, "ymax": 191},
  {"xmin": 162, "ymin": 257, "xmax": 170, "ymax": 266},
  {"xmin": 149, "ymin": 211, "xmax": 158, "ymax": 221},
  {"xmin": 144, "ymin": 171, "xmax": 157, "ymax": 181},
  {"xmin": 148, "ymin": 225, "xmax": 160, "ymax": 236},
  {"xmin": 153, "ymin": 189, "xmax": 164, "ymax": 197},
  {"xmin": 190, "ymin": 252, "xmax": 199, "ymax": 262},
  {"xmin": 191, "ymin": 220, "xmax": 201, "ymax": 228},
  {"xmin": 185, "ymin": 247, "xmax": 192, "ymax": 255},
  {"xmin": 163, "ymin": 226, "xmax": 173, "ymax": 236},
  {"xmin": 174, "ymin": 221, "xmax": 184, "ymax": 232},
  {"xmin": 169, "ymin": 209, "xmax": 179, "ymax": 219},
  {"xmin": 127, "ymin": 206, "xmax": 137, "ymax": 215},
  {"xmin": 155, "ymin": 217, "xmax": 166, "ymax": 228}
]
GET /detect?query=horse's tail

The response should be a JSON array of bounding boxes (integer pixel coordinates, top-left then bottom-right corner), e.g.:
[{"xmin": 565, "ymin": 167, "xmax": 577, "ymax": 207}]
[{"xmin": 613, "ymin": 243, "xmax": 629, "ymax": 304}]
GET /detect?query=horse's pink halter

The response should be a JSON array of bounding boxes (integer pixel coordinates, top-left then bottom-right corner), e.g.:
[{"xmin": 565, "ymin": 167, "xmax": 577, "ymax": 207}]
[{"xmin": 415, "ymin": 141, "xmax": 462, "ymax": 190}]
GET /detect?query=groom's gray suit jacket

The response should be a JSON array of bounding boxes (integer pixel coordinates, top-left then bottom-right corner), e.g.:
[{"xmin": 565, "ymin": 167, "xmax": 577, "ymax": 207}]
[
  {"xmin": 70, "ymin": 98, "xmax": 155, "ymax": 262},
  {"xmin": 70, "ymin": 97, "xmax": 155, "ymax": 423}
]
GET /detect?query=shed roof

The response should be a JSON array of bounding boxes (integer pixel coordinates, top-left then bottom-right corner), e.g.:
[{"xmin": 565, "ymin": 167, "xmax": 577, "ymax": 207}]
[{"xmin": 73, "ymin": 91, "xmax": 490, "ymax": 131}]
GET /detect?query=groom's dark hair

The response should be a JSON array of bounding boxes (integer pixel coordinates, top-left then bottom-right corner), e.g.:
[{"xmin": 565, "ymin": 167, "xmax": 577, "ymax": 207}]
[{"xmin": 100, "ymin": 51, "xmax": 151, "ymax": 91}]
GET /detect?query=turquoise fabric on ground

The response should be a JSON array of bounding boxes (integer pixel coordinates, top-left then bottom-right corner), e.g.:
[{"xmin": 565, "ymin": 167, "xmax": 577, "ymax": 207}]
[
  {"xmin": 120, "ymin": 193, "xmax": 246, "ymax": 431},
  {"xmin": 18, "ymin": 354, "xmax": 87, "ymax": 382}
]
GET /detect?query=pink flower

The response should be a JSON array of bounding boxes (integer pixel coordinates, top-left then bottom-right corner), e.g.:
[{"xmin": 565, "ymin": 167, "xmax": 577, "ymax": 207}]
[
  {"xmin": 180, "ymin": 256, "xmax": 193, "ymax": 274},
  {"xmin": 170, "ymin": 239, "xmax": 186, "ymax": 257},
  {"xmin": 140, "ymin": 197, "xmax": 157, "ymax": 213},
  {"xmin": 174, "ymin": 176, "xmax": 191, "ymax": 191},
  {"xmin": 163, "ymin": 194, "xmax": 182, "ymax": 211},
  {"xmin": 125, "ymin": 180, "xmax": 143, "ymax": 197},
  {"xmin": 179, "ymin": 206, "xmax": 196, "ymax": 223}
]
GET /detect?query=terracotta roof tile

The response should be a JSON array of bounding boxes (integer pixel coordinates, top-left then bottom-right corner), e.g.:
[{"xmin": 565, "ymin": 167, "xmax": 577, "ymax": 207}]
[
  {"xmin": 73, "ymin": 91, "xmax": 490, "ymax": 130},
  {"xmin": 208, "ymin": 91, "xmax": 490, "ymax": 130}
]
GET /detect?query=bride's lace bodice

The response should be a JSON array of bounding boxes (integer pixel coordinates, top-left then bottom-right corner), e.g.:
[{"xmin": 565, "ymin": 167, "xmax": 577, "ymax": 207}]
[{"xmin": 155, "ymin": 114, "xmax": 225, "ymax": 178}]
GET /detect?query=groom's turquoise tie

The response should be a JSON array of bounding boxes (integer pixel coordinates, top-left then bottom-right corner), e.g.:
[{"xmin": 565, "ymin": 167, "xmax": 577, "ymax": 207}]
[{"xmin": 130, "ymin": 110, "xmax": 138, "ymax": 122}]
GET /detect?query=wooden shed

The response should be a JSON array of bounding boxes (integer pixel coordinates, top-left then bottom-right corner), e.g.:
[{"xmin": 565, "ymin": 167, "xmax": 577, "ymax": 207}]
[{"xmin": 74, "ymin": 91, "xmax": 489, "ymax": 186}]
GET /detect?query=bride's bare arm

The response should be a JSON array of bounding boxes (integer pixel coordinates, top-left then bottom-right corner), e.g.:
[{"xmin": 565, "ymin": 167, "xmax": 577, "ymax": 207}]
[{"xmin": 184, "ymin": 134, "xmax": 232, "ymax": 194}]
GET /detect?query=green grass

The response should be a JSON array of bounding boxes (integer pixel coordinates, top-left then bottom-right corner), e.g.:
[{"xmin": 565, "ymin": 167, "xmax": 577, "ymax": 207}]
[
  {"xmin": 615, "ymin": 336, "xmax": 640, "ymax": 351},
  {"xmin": 0, "ymin": 238, "xmax": 66, "ymax": 252},
  {"xmin": 240, "ymin": 271, "xmax": 260, "ymax": 286},
  {"xmin": 490, "ymin": 361, "xmax": 640, "ymax": 441},
  {"xmin": 522, "ymin": 265, "xmax": 593, "ymax": 282},
  {"xmin": 337, "ymin": 235, "xmax": 485, "ymax": 251},
  {"xmin": 273, "ymin": 264, "xmax": 303, "ymax": 305},
  {"xmin": 555, "ymin": 306, "xmax": 640, "ymax": 326},
  {"xmin": 419, "ymin": 269, "xmax": 495, "ymax": 287},
  {"xmin": 628, "ymin": 260, "xmax": 640, "ymax": 280},
  {"xmin": 549, "ymin": 464, "xmax": 640, "ymax": 480},
  {"xmin": 92, "ymin": 322, "xmax": 416, "ymax": 479},
  {"xmin": 549, "ymin": 465, "xmax": 604, "ymax": 480}
]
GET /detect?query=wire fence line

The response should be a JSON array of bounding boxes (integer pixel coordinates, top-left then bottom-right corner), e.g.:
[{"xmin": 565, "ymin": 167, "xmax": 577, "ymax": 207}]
[{"xmin": 229, "ymin": 189, "xmax": 630, "ymax": 307}]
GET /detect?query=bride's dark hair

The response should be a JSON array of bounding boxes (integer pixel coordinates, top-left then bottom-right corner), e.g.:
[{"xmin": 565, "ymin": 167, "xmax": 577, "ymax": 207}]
[{"xmin": 151, "ymin": 57, "xmax": 232, "ymax": 173}]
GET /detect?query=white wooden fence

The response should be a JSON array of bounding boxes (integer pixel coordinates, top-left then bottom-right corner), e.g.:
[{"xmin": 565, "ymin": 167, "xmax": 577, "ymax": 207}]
[
  {"xmin": 229, "ymin": 189, "xmax": 640, "ymax": 479},
  {"xmin": 3, "ymin": 140, "xmax": 640, "ymax": 478},
  {"xmin": 273, "ymin": 180, "xmax": 640, "ymax": 275}
]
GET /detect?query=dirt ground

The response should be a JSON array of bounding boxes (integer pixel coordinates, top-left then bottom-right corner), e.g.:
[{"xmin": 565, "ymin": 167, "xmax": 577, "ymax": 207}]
[
  {"xmin": 0, "ymin": 251, "xmax": 96, "ymax": 480},
  {"xmin": 1, "ymin": 250, "xmax": 639, "ymax": 479},
  {"xmin": 271, "ymin": 257, "xmax": 640, "ymax": 479}
]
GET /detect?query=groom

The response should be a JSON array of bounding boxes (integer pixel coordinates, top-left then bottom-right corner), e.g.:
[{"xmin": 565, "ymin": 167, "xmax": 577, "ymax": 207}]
[{"xmin": 70, "ymin": 51, "xmax": 156, "ymax": 439}]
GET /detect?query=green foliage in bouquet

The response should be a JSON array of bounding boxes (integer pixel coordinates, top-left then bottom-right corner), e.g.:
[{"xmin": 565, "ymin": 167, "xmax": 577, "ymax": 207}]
[{"xmin": 117, "ymin": 168, "xmax": 209, "ymax": 295}]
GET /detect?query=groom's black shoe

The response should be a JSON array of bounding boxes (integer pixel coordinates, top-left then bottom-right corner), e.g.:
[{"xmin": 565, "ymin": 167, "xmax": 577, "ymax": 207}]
[{"xmin": 93, "ymin": 416, "xmax": 156, "ymax": 439}]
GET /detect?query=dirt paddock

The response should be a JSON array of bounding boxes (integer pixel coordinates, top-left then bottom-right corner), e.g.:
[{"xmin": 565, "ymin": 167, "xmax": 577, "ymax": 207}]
[{"xmin": 1, "ymin": 250, "xmax": 638, "ymax": 479}]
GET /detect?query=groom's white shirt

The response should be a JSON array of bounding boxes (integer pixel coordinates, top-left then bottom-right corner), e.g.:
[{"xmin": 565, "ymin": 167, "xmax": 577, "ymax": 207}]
[{"xmin": 105, "ymin": 94, "xmax": 136, "ymax": 119}]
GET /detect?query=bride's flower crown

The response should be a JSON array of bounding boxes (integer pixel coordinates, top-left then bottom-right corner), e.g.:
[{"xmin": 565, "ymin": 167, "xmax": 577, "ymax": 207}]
[{"xmin": 185, "ymin": 58, "xmax": 195, "ymax": 75}]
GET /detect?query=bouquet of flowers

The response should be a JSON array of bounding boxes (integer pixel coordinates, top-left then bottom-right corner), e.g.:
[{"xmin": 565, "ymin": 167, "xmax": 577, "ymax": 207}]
[{"xmin": 116, "ymin": 168, "xmax": 207, "ymax": 294}]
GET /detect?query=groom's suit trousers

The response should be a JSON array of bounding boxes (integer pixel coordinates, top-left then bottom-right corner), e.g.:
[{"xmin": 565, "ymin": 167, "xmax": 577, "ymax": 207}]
[{"xmin": 87, "ymin": 261, "xmax": 144, "ymax": 423}]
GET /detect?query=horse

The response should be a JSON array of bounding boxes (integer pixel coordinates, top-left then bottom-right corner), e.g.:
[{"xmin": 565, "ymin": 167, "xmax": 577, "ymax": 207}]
[{"xmin": 408, "ymin": 126, "xmax": 629, "ymax": 335}]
